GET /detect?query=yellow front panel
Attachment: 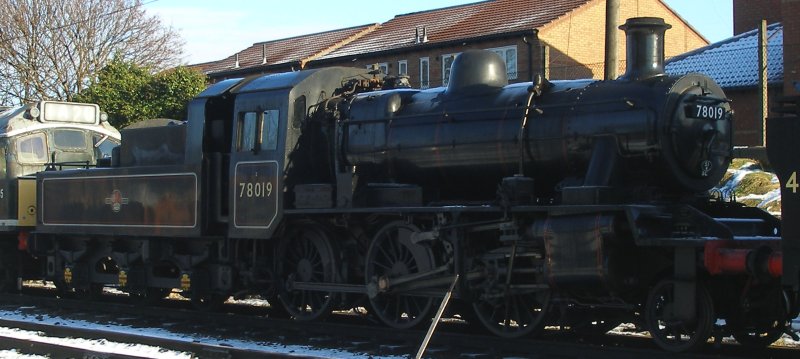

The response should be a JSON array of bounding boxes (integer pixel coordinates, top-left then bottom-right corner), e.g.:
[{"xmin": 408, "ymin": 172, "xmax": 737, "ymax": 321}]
[{"xmin": 17, "ymin": 177, "xmax": 37, "ymax": 227}]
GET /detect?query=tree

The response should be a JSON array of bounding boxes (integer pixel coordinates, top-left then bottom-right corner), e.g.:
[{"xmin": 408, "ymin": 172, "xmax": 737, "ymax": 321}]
[
  {"xmin": 0, "ymin": 0, "xmax": 185, "ymax": 105},
  {"xmin": 74, "ymin": 59, "xmax": 206, "ymax": 128}
]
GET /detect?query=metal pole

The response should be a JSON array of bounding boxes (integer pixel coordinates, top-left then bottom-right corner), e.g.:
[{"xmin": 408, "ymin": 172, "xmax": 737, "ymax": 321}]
[
  {"xmin": 604, "ymin": 0, "xmax": 620, "ymax": 80},
  {"xmin": 759, "ymin": 19, "xmax": 769, "ymax": 146},
  {"xmin": 415, "ymin": 274, "xmax": 459, "ymax": 359}
]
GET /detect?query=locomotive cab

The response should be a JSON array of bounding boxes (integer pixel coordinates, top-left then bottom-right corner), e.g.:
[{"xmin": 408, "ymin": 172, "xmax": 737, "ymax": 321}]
[{"xmin": 221, "ymin": 68, "xmax": 375, "ymax": 239}]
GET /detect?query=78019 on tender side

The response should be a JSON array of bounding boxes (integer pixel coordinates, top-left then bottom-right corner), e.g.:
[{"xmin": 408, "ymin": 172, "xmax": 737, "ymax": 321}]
[{"xmin": 12, "ymin": 17, "xmax": 798, "ymax": 352}]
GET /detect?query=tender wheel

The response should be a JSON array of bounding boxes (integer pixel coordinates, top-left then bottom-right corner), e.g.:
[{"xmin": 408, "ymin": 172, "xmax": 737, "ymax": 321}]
[
  {"xmin": 365, "ymin": 221, "xmax": 434, "ymax": 329},
  {"xmin": 277, "ymin": 224, "xmax": 339, "ymax": 321},
  {"xmin": 645, "ymin": 280, "xmax": 714, "ymax": 352},
  {"xmin": 472, "ymin": 290, "xmax": 550, "ymax": 338}
]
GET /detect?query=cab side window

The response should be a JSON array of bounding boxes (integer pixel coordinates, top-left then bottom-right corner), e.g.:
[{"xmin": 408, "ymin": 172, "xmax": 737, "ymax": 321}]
[
  {"xmin": 236, "ymin": 110, "xmax": 280, "ymax": 152},
  {"xmin": 16, "ymin": 133, "xmax": 48, "ymax": 164},
  {"xmin": 262, "ymin": 110, "xmax": 279, "ymax": 151},
  {"xmin": 236, "ymin": 112, "xmax": 258, "ymax": 152}
]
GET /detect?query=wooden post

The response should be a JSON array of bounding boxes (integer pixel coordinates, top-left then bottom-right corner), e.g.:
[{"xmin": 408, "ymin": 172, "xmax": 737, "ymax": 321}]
[
  {"xmin": 759, "ymin": 19, "xmax": 769, "ymax": 146},
  {"xmin": 604, "ymin": 0, "xmax": 620, "ymax": 80},
  {"xmin": 542, "ymin": 45, "xmax": 550, "ymax": 79}
]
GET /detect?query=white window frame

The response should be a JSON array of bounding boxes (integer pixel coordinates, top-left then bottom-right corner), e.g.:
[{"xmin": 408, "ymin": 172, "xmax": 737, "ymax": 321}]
[
  {"xmin": 487, "ymin": 45, "xmax": 518, "ymax": 80},
  {"xmin": 419, "ymin": 57, "xmax": 430, "ymax": 89},
  {"xmin": 366, "ymin": 62, "xmax": 389, "ymax": 75},
  {"xmin": 398, "ymin": 60, "xmax": 408, "ymax": 76},
  {"xmin": 441, "ymin": 53, "xmax": 459, "ymax": 86}
]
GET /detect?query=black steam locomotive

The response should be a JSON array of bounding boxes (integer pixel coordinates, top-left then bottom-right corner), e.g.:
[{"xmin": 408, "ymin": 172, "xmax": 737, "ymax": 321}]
[{"xmin": 7, "ymin": 17, "xmax": 798, "ymax": 352}]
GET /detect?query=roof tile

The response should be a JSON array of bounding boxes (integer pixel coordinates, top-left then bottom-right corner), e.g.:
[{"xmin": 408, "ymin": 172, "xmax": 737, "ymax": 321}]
[
  {"xmin": 194, "ymin": 0, "xmax": 592, "ymax": 74},
  {"xmin": 665, "ymin": 23, "xmax": 783, "ymax": 89},
  {"xmin": 193, "ymin": 24, "xmax": 378, "ymax": 74},
  {"xmin": 319, "ymin": 0, "xmax": 591, "ymax": 60}
]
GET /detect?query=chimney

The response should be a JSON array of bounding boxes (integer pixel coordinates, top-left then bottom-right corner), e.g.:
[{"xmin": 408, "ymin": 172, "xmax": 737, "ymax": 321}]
[
  {"xmin": 234, "ymin": 53, "xmax": 240, "ymax": 68},
  {"xmin": 262, "ymin": 43, "xmax": 267, "ymax": 64},
  {"xmin": 618, "ymin": 17, "xmax": 671, "ymax": 81}
]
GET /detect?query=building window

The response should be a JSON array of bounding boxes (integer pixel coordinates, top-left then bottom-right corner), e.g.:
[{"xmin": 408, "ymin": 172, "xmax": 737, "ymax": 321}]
[
  {"xmin": 367, "ymin": 63, "xmax": 388, "ymax": 75},
  {"xmin": 420, "ymin": 57, "xmax": 430, "ymax": 89},
  {"xmin": 398, "ymin": 60, "xmax": 408, "ymax": 76},
  {"xmin": 442, "ymin": 53, "xmax": 458, "ymax": 86},
  {"xmin": 488, "ymin": 45, "xmax": 518, "ymax": 80}
]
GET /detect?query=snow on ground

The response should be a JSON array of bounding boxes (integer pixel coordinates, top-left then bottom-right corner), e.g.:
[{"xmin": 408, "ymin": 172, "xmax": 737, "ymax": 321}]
[
  {"xmin": 713, "ymin": 160, "xmax": 782, "ymax": 215},
  {"xmin": 0, "ymin": 350, "xmax": 47, "ymax": 359},
  {"xmin": 609, "ymin": 319, "xmax": 800, "ymax": 348},
  {"xmin": 0, "ymin": 325, "xmax": 192, "ymax": 358},
  {"xmin": 0, "ymin": 309, "xmax": 405, "ymax": 359}
]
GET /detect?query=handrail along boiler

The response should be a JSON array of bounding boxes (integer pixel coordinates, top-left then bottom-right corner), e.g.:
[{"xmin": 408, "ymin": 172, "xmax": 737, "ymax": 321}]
[{"xmin": 6, "ymin": 17, "xmax": 798, "ymax": 352}]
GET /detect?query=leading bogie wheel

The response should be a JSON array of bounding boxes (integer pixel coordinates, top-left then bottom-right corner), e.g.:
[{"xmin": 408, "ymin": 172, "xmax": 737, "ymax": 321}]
[
  {"xmin": 365, "ymin": 221, "xmax": 435, "ymax": 329},
  {"xmin": 728, "ymin": 289, "xmax": 790, "ymax": 349},
  {"xmin": 645, "ymin": 279, "xmax": 715, "ymax": 352}
]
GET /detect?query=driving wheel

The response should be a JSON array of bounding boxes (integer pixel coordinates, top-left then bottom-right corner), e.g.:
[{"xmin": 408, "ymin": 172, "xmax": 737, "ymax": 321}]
[{"xmin": 365, "ymin": 221, "xmax": 435, "ymax": 329}]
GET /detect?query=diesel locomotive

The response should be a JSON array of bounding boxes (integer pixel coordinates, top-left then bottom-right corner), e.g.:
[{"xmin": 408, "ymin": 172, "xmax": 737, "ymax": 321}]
[
  {"xmin": 0, "ymin": 100, "xmax": 120, "ymax": 290},
  {"xmin": 3, "ymin": 17, "xmax": 798, "ymax": 352}
]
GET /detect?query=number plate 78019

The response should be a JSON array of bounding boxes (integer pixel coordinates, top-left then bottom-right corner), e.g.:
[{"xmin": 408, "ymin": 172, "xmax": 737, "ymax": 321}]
[{"xmin": 685, "ymin": 104, "xmax": 726, "ymax": 121}]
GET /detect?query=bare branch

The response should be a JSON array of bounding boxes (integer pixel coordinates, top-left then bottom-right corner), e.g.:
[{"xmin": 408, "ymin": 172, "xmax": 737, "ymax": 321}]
[{"xmin": 0, "ymin": 0, "xmax": 185, "ymax": 105}]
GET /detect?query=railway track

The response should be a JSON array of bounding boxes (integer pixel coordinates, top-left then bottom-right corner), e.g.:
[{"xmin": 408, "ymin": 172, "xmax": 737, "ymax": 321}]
[
  {"xmin": 0, "ymin": 314, "xmax": 303, "ymax": 358},
  {"xmin": 0, "ymin": 288, "xmax": 797, "ymax": 359}
]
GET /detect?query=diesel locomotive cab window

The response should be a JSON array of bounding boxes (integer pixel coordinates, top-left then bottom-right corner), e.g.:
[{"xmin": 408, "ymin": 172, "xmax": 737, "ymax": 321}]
[
  {"xmin": 16, "ymin": 133, "xmax": 47, "ymax": 163},
  {"xmin": 53, "ymin": 129, "xmax": 87, "ymax": 150},
  {"xmin": 93, "ymin": 133, "xmax": 119, "ymax": 159}
]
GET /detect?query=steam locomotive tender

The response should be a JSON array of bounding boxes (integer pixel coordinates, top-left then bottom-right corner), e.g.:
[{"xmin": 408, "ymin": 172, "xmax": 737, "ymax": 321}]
[{"xmin": 13, "ymin": 17, "xmax": 798, "ymax": 352}]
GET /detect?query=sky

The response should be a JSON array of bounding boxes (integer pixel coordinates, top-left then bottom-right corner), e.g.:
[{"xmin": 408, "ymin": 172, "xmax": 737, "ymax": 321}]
[{"xmin": 143, "ymin": 0, "xmax": 734, "ymax": 65}]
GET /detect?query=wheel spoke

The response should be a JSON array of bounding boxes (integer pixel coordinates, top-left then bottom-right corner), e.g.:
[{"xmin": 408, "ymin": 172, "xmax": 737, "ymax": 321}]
[
  {"xmin": 278, "ymin": 226, "xmax": 337, "ymax": 321},
  {"xmin": 366, "ymin": 222, "xmax": 434, "ymax": 329},
  {"xmin": 645, "ymin": 280, "xmax": 714, "ymax": 352}
]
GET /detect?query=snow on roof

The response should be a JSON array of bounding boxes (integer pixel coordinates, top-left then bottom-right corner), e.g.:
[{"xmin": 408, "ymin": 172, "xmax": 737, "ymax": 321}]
[{"xmin": 665, "ymin": 23, "xmax": 783, "ymax": 90}]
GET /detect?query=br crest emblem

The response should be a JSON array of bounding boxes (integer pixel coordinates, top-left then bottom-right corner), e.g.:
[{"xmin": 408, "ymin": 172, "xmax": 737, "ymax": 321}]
[{"xmin": 104, "ymin": 189, "xmax": 129, "ymax": 212}]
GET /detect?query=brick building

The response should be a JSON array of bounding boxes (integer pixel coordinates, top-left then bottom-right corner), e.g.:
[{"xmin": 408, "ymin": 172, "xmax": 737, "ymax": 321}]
[{"xmin": 196, "ymin": 0, "xmax": 707, "ymax": 88}]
